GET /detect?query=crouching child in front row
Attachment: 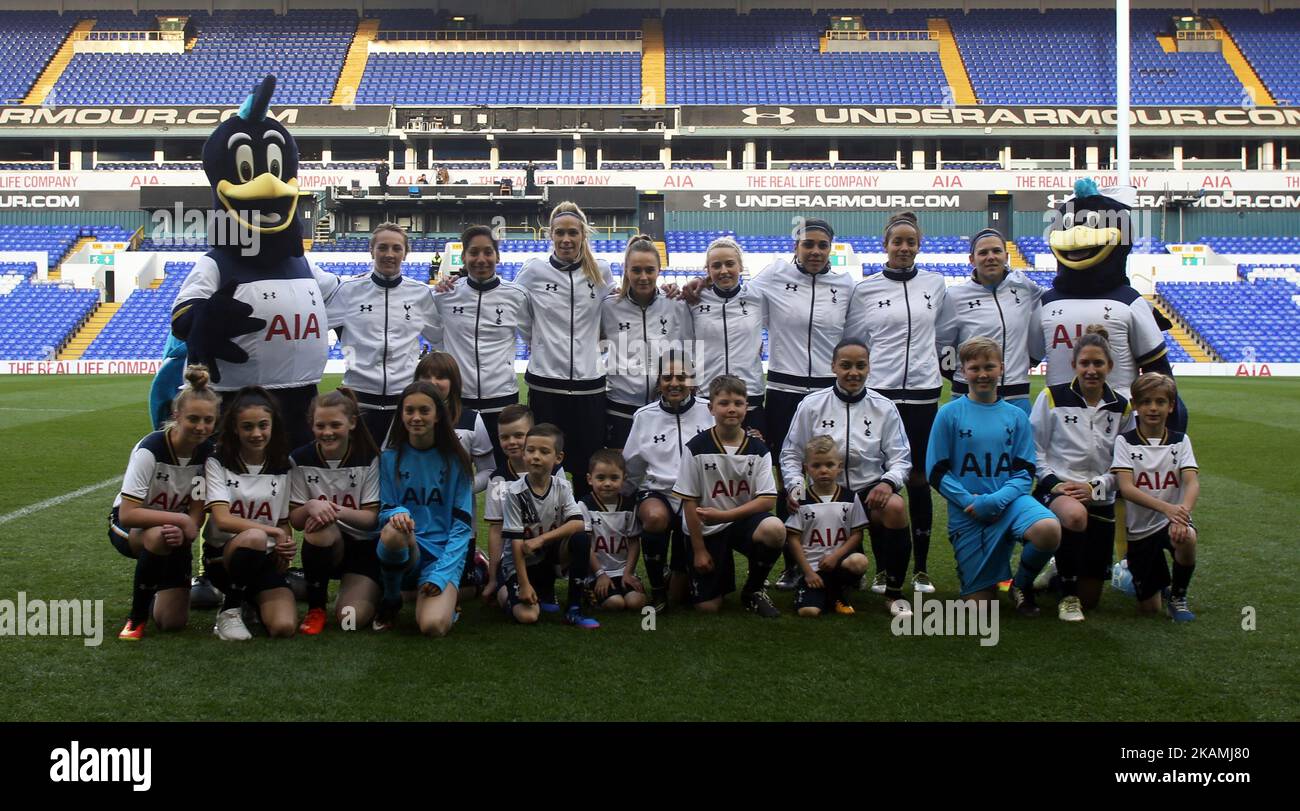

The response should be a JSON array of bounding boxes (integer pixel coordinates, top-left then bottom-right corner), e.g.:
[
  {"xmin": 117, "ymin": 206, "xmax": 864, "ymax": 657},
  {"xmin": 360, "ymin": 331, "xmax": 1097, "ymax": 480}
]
[
  {"xmin": 494, "ymin": 423, "xmax": 602, "ymax": 629},
  {"xmin": 374, "ymin": 382, "xmax": 475, "ymax": 637},
  {"xmin": 581, "ymin": 449, "xmax": 646, "ymax": 612},
  {"xmin": 926, "ymin": 337, "xmax": 1061, "ymax": 617},
  {"xmin": 672, "ymin": 375, "xmax": 786, "ymax": 618},
  {"xmin": 785, "ymin": 436, "xmax": 871, "ymax": 617}
]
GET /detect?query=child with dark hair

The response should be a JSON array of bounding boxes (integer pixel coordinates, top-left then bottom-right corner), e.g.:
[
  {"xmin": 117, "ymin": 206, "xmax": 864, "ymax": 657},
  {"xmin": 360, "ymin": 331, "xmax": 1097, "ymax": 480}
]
[
  {"xmin": 373, "ymin": 382, "xmax": 474, "ymax": 636},
  {"xmin": 203, "ymin": 386, "xmax": 297, "ymax": 640},
  {"xmin": 581, "ymin": 449, "xmax": 645, "ymax": 612},
  {"xmin": 495, "ymin": 423, "xmax": 599, "ymax": 628},
  {"xmin": 288, "ymin": 388, "xmax": 381, "ymax": 634}
]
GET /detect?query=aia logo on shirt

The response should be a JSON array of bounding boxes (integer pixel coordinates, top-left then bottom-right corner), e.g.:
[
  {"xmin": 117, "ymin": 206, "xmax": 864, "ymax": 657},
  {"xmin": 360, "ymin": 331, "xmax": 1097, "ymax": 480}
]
[
  {"xmin": 230, "ymin": 500, "xmax": 274, "ymax": 521},
  {"xmin": 959, "ymin": 452, "xmax": 1013, "ymax": 478},
  {"xmin": 806, "ymin": 526, "xmax": 848, "ymax": 548},
  {"xmin": 264, "ymin": 312, "xmax": 321, "ymax": 342},
  {"xmin": 320, "ymin": 493, "xmax": 359, "ymax": 509},
  {"xmin": 147, "ymin": 492, "xmax": 188, "ymax": 512},
  {"xmin": 594, "ymin": 534, "xmax": 628, "ymax": 556},
  {"xmin": 710, "ymin": 479, "xmax": 752, "ymax": 499},
  {"xmin": 402, "ymin": 486, "xmax": 444, "ymax": 506},
  {"xmin": 1135, "ymin": 471, "xmax": 1178, "ymax": 490},
  {"xmin": 1049, "ymin": 323, "xmax": 1097, "ymax": 350}
]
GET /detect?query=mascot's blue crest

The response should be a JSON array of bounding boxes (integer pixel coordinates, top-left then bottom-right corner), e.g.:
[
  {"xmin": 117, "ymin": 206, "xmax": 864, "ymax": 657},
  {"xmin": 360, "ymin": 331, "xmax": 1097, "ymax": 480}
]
[
  {"xmin": 1073, "ymin": 178, "xmax": 1100, "ymax": 199},
  {"xmin": 237, "ymin": 75, "xmax": 276, "ymax": 122}
]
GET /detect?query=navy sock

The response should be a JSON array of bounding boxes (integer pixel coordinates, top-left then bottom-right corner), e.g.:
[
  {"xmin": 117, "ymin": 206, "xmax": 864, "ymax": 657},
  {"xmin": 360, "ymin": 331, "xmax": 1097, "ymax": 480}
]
[
  {"xmin": 744, "ymin": 542, "xmax": 781, "ymax": 594},
  {"xmin": 131, "ymin": 549, "xmax": 166, "ymax": 624},
  {"xmin": 1171, "ymin": 560, "xmax": 1195, "ymax": 598},
  {"xmin": 830, "ymin": 567, "xmax": 857, "ymax": 600},
  {"xmin": 205, "ymin": 558, "xmax": 241, "ymax": 612},
  {"xmin": 780, "ymin": 545, "xmax": 797, "ymax": 573},
  {"xmin": 1014, "ymin": 543, "xmax": 1054, "ymax": 591},
  {"xmin": 907, "ymin": 484, "xmax": 932, "ymax": 573},
  {"xmin": 884, "ymin": 526, "xmax": 910, "ymax": 592},
  {"xmin": 227, "ymin": 546, "xmax": 270, "ymax": 609},
  {"xmin": 642, "ymin": 529, "xmax": 669, "ymax": 594},
  {"xmin": 376, "ymin": 542, "xmax": 410, "ymax": 603},
  {"xmin": 301, "ymin": 541, "xmax": 333, "ymax": 610},
  {"xmin": 867, "ymin": 523, "xmax": 885, "ymax": 573},
  {"xmin": 228, "ymin": 546, "xmax": 269, "ymax": 587},
  {"xmin": 1056, "ymin": 528, "xmax": 1085, "ymax": 597},
  {"xmin": 566, "ymin": 533, "xmax": 591, "ymax": 611}
]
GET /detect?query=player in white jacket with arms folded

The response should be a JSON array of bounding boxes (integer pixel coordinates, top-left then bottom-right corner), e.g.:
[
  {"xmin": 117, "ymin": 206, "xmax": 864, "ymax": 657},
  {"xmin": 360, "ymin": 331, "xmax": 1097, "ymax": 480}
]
[
  {"xmin": 681, "ymin": 237, "xmax": 767, "ymax": 430},
  {"xmin": 780, "ymin": 339, "xmax": 913, "ymax": 613}
]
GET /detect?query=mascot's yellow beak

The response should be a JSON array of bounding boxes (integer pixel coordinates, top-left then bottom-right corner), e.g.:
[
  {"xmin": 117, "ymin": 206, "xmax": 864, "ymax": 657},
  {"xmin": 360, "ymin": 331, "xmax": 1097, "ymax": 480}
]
[
  {"xmin": 216, "ymin": 174, "xmax": 300, "ymax": 233},
  {"xmin": 1049, "ymin": 226, "xmax": 1122, "ymax": 270}
]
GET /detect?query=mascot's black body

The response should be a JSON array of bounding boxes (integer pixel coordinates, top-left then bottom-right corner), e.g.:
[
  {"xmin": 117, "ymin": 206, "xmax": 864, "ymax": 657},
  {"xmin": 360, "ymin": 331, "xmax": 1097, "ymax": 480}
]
[
  {"xmin": 171, "ymin": 77, "xmax": 339, "ymax": 446},
  {"xmin": 1039, "ymin": 179, "xmax": 1187, "ymax": 430}
]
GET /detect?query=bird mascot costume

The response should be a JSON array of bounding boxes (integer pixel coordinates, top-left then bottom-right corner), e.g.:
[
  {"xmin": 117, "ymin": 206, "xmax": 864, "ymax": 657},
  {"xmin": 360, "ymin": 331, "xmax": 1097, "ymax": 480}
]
[
  {"xmin": 1039, "ymin": 178, "xmax": 1187, "ymax": 571},
  {"xmin": 1039, "ymin": 178, "xmax": 1186, "ymax": 430},
  {"xmin": 171, "ymin": 76, "xmax": 339, "ymax": 447}
]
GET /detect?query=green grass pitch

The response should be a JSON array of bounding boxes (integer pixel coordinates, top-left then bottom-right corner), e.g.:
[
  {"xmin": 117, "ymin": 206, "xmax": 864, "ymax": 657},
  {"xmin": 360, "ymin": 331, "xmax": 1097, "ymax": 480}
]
[{"xmin": 0, "ymin": 374, "xmax": 1295, "ymax": 722}]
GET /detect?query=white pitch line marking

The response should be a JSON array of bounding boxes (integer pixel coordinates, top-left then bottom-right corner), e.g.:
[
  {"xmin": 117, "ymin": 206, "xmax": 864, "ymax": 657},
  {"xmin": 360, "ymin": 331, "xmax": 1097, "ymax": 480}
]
[{"xmin": 0, "ymin": 477, "xmax": 118, "ymax": 526}]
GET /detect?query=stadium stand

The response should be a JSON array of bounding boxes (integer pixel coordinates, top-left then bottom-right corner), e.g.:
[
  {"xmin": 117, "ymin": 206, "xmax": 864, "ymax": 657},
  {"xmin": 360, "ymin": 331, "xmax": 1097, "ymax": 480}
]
[
  {"xmin": 0, "ymin": 225, "xmax": 136, "ymax": 269},
  {"xmin": 0, "ymin": 11, "xmax": 76, "ymax": 104},
  {"xmin": 94, "ymin": 161, "xmax": 204, "ymax": 171},
  {"xmin": 54, "ymin": 10, "xmax": 355, "ymax": 105},
  {"xmin": 950, "ymin": 9, "xmax": 1247, "ymax": 105},
  {"xmin": 1158, "ymin": 278, "xmax": 1300, "ymax": 362},
  {"xmin": 1211, "ymin": 8, "xmax": 1300, "ymax": 105},
  {"xmin": 0, "ymin": 277, "xmax": 99, "ymax": 360},
  {"xmin": 787, "ymin": 162, "xmax": 899, "ymax": 170},
  {"xmin": 664, "ymin": 9, "xmax": 948, "ymax": 104},
  {"xmin": 356, "ymin": 52, "xmax": 640, "ymax": 105},
  {"xmin": 83, "ymin": 261, "xmax": 190, "ymax": 360},
  {"xmin": 1201, "ymin": 236, "xmax": 1300, "ymax": 254}
]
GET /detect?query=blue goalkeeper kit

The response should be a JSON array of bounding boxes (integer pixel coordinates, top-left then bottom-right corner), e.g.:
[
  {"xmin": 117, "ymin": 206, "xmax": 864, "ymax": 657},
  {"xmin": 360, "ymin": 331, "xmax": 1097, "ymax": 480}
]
[
  {"xmin": 378, "ymin": 444, "xmax": 475, "ymax": 591},
  {"xmin": 926, "ymin": 396, "xmax": 1055, "ymax": 595}
]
